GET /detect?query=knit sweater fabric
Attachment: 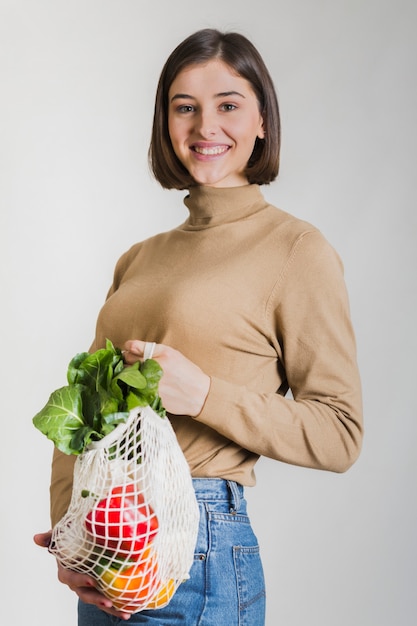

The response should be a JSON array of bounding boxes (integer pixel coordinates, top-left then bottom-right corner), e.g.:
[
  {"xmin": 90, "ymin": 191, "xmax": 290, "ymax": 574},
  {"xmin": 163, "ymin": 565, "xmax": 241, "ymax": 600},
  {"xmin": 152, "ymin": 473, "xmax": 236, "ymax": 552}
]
[{"xmin": 50, "ymin": 184, "xmax": 363, "ymax": 526}]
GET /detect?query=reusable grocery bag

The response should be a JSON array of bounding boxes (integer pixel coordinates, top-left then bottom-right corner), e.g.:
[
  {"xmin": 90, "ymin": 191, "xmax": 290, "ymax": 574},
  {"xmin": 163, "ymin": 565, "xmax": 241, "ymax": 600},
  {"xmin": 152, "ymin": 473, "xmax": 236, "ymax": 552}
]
[{"xmin": 49, "ymin": 403, "xmax": 200, "ymax": 613}]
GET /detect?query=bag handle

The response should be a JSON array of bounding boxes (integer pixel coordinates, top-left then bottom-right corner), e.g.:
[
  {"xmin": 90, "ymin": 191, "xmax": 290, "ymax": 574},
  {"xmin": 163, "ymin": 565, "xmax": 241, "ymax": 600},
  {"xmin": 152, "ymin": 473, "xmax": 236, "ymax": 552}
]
[{"xmin": 143, "ymin": 342, "xmax": 156, "ymax": 360}]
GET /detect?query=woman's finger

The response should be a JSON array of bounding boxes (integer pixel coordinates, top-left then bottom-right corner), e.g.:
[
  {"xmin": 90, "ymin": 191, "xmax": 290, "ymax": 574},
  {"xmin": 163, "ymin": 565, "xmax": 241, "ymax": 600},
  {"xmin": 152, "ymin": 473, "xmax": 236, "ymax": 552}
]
[
  {"xmin": 123, "ymin": 340, "xmax": 161, "ymax": 362},
  {"xmin": 33, "ymin": 531, "xmax": 52, "ymax": 548},
  {"xmin": 57, "ymin": 564, "xmax": 131, "ymax": 620}
]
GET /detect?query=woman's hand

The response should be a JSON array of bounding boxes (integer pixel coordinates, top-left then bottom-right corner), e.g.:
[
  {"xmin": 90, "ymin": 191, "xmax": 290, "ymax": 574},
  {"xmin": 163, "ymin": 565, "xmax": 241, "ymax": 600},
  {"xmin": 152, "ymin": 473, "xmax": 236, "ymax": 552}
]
[
  {"xmin": 33, "ymin": 532, "xmax": 131, "ymax": 621},
  {"xmin": 123, "ymin": 340, "xmax": 210, "ymax": 417}
]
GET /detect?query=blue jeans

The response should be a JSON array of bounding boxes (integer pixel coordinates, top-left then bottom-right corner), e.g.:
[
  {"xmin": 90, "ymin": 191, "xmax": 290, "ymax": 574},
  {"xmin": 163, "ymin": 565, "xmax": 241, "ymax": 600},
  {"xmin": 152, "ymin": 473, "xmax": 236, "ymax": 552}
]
[{"xmin": 78, "ymin": 478, "xmax": 266, "ymax": 625}]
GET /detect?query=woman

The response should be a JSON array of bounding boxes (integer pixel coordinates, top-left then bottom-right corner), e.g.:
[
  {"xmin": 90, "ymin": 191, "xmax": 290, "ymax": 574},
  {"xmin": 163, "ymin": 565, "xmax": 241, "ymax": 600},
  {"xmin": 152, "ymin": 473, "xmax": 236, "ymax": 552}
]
[{"xmin": 35, "ymin": 28, "xmax": 363, "ymax": 625}]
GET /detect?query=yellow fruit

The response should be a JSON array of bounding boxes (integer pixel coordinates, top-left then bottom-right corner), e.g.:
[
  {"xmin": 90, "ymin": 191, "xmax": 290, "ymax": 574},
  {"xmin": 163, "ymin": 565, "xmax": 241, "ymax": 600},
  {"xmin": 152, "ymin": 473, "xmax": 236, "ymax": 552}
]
[{"xmin": 145, "ymin": 578, "xmax": 176, "ymax": 609}]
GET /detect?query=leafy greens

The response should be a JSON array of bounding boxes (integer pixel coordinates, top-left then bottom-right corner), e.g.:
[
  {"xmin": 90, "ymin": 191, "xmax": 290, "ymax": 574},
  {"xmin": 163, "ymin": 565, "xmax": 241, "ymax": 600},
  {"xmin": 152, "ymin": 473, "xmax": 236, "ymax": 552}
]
[{"xmin": 33, "ymin": 339, "xmax": 165, "ymax": 455}]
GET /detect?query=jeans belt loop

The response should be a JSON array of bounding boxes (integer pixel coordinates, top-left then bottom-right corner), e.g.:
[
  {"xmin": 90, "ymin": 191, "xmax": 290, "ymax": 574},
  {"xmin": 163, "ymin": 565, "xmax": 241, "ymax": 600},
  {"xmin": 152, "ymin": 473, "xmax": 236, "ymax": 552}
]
[{"xmin": 226, "ymin": 480, "xmax": 241, "ymax": 513}]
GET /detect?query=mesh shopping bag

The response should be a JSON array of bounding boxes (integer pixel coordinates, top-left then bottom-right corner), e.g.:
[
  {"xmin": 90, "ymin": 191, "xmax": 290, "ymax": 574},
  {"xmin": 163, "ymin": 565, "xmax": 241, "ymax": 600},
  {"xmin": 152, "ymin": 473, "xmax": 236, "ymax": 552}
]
[
  {"xmin": 49, "ymin": 403, "xmax": 200, "ymax": 612},
  {"xmin": 33, "ymin": 340, "xmax": 200, "ymax": 613}
]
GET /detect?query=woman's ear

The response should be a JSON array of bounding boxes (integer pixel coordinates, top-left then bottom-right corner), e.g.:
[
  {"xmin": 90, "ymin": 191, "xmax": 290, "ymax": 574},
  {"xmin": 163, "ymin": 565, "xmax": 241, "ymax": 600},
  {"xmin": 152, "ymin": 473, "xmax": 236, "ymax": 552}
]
[{"xmin": 257, "ymin": 117, "xmax": 266, "ymax": 140}]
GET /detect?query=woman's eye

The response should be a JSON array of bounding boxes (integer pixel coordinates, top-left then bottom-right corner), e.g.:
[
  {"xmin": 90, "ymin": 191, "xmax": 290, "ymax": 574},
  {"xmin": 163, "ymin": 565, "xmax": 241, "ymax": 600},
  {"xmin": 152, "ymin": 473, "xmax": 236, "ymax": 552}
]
[
  {"xmin": 177, "ymin": 104, "xmax": 195, "ymax": 113},
  {"xmin": 220, "ymin": 103, "xmax": 237, "ymax": 112}
]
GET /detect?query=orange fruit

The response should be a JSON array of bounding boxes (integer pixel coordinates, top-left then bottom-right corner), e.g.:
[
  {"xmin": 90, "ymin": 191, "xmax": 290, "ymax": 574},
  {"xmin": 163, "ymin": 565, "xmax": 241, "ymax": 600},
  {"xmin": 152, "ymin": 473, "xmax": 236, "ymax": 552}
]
[{"xmin": 98, "ymin": 547, "xmax": 159, "ymax": 611}]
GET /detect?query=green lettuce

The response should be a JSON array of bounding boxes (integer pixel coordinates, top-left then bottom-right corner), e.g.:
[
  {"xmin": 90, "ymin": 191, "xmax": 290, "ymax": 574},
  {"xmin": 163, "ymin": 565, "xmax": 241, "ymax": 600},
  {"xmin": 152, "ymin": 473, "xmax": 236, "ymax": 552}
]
[{"xmin": 33, "ymin": 339, "xmax": 165, "ymax": 455}]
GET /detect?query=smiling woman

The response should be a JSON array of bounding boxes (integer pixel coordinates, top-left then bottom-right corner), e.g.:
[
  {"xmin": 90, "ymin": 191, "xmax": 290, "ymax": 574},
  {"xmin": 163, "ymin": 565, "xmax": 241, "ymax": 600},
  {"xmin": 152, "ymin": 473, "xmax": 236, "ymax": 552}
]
[
  {"xmin": 35, "ymin": 27, "xmax": 362, "ymax": 626},
  {"xmin": 167, "ymin": 59, "xmax": 265, "ymax": 187},
  {"xmin": 149, "ymin": 29, "xmax": 280, "ymax": 190}
]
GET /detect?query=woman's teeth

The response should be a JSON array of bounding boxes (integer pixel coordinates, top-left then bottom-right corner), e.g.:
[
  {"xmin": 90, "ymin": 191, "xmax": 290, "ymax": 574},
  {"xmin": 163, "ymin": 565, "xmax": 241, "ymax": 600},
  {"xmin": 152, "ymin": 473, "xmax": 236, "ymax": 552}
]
[{"xmin": 193, "ymin": 145, "xmax": 229, "ymax": 155}]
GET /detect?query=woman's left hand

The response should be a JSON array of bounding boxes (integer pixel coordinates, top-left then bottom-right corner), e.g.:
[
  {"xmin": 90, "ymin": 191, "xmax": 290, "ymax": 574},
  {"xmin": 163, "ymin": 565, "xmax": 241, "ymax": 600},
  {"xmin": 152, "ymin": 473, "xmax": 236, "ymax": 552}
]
[
  {"xmin": 33, "ymin": 533, "xmax": 132, "ymax": 620},
  {"xmin": 123, "ymin": 340, "xmax": 210, "ymax": 417}
]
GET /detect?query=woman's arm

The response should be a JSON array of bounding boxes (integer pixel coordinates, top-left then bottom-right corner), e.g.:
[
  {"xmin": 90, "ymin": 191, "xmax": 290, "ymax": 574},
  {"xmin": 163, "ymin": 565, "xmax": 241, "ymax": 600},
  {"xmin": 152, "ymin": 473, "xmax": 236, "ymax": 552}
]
[{"xmin": 194, "ymin": 232, "xmax": 363, "ymax": 472}]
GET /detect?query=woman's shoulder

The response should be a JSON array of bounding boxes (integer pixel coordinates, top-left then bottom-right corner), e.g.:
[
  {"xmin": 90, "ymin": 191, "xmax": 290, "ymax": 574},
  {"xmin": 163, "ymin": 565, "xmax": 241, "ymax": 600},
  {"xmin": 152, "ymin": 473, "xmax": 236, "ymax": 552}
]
[
  {"xmin": 262, "ymin": 201, "xmax": 328, "ymax": 248},
  {"xmin": 113, "ymin": 226, "xmax": 182, "ymax": 270},
  {"xmin": 260, "ymin": 200, "xmax": 343, "ymax": 272},
  {"xmin": 263, "ymin": 199, "xmax": 317, "ymax": 234}
]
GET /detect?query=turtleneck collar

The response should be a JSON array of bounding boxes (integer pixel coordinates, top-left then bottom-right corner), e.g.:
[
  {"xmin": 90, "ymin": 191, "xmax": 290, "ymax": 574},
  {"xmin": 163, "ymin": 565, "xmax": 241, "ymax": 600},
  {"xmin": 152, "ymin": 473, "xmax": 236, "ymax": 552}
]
[{"xmin": 182, "ymin": 184, "xmax": 268, "ymax": 230}]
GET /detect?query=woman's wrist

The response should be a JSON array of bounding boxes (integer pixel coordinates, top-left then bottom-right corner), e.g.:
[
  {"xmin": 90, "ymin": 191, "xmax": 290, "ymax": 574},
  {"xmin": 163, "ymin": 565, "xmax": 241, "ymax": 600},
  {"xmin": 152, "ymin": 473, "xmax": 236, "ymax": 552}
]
[{"xmin": 189, "ymin": 373, "xmax": 211, "ymax": 417}]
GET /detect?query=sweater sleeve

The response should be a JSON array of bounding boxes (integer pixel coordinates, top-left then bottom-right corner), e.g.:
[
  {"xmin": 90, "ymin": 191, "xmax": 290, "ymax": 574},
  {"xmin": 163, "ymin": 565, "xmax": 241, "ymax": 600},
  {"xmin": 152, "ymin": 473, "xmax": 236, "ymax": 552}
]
[
  {"xmin": 49, "ymin": 246, "xmax": 138, "ymax": 526},
  {"xmin": 50, "ymin": 448, "xmax": 76, "ymax": 527},
  {"xmin": 194, "ymin": 231, "xmax": 363, "ymax": 472}
]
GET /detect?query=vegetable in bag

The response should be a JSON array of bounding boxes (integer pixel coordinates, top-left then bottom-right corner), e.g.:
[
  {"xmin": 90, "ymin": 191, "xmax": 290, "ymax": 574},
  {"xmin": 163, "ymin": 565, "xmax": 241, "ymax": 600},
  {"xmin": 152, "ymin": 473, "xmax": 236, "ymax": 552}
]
[{"xmin": 33, "ymin": 339, "xmax": 165, "ymax": 454}]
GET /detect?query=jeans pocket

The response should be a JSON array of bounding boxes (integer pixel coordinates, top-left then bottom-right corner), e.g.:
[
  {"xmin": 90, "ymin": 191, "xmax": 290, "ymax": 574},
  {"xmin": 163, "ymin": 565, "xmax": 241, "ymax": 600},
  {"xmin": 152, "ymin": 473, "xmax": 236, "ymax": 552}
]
[{"xmin": 233, "ymin": 545, "xmax": 266, "ymax": 626}]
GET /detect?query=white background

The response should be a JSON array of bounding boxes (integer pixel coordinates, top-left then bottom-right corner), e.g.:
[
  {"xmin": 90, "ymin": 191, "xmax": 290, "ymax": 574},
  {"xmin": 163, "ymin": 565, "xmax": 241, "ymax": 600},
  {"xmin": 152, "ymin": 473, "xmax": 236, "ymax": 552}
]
[{"xmin": 1, "ymin": 1, "xmax": 416, "ymax": 624}]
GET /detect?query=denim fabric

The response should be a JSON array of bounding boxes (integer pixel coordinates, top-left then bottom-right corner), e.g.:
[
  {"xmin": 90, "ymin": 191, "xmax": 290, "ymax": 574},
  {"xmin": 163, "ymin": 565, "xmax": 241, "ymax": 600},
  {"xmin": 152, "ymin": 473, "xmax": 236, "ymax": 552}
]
[{"xmin": 78, "ymin": 478, "xmax": 266, "ymax": 625}]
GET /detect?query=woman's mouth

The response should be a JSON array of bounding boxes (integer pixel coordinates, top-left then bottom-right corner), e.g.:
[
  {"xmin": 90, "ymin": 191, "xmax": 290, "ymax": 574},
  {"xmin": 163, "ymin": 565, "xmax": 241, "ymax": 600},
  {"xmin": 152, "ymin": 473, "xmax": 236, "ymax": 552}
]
[{"xmin": 192, "ymin": 144, "xmax": 230, "ymax": 156}]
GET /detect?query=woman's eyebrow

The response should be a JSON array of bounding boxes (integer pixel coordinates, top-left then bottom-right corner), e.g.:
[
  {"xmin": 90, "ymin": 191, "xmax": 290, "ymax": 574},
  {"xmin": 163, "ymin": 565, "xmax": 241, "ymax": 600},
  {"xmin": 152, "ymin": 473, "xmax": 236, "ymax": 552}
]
[
  {"xmin": 170, "ymin": 90, "xmax": 246, "ymax": 103},
  {"xmin": 215, "ymin": 91, "xmax": 246, "ymax": 98},
  {"xmin": 170, "ymin": 93, "xmax": 194, "ymax": 102}
]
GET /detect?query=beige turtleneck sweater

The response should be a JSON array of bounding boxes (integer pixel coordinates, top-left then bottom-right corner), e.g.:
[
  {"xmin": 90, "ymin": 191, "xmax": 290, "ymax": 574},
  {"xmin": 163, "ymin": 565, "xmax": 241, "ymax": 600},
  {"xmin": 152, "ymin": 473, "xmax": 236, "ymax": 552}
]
[{"xmin": 50, "ymin": 185, "xmax": 363, "ymax": 526}]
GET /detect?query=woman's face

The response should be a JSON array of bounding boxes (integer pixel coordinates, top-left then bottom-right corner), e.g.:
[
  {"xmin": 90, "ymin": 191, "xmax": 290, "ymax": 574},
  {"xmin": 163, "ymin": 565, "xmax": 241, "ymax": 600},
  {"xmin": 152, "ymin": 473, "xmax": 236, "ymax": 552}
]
[{"xmin": 167, "ymin": 59, "xmax": 265, "ymax": 188}]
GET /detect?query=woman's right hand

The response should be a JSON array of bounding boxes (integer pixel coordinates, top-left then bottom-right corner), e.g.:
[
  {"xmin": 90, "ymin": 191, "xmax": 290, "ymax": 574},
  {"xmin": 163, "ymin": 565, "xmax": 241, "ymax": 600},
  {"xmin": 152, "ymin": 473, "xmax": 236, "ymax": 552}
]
[
  {"xmin": 123, "ymin": 339, "xmax": 210, "ymax": 417},
  {"xmin": 33, "ymin": 532, "xmax": 131, "ymax": 621}
]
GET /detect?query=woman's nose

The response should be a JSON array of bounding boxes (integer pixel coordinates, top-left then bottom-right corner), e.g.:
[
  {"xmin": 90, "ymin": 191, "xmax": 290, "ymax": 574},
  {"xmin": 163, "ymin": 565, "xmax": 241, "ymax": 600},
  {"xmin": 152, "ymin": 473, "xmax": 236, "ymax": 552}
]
[{"xmin": 195, "ymin": 109, "xmax": 218, "ymax": 138}]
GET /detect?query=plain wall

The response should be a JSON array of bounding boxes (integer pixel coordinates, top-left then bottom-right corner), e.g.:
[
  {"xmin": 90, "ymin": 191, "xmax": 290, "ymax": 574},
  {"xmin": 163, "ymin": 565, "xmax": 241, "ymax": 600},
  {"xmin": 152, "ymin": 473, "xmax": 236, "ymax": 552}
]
[{"xmin": 1, "ymin": 1, "xmax": 416, "ymax": 624}]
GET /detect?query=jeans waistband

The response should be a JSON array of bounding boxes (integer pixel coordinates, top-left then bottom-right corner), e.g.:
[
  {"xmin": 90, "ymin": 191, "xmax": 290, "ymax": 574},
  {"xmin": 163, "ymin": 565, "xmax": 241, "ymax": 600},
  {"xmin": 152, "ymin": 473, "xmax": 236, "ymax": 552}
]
[{"xmin": 192, "ymin": 478, "xmax": 244, "ymax": 513}]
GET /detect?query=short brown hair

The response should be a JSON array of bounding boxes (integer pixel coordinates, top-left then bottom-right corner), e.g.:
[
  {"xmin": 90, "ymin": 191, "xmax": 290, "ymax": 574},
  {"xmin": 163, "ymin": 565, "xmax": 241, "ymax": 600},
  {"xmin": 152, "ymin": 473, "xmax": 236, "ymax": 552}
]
[{"xmin": 148, "ymin": 29, "xmax": 281, "ymax": 190}]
